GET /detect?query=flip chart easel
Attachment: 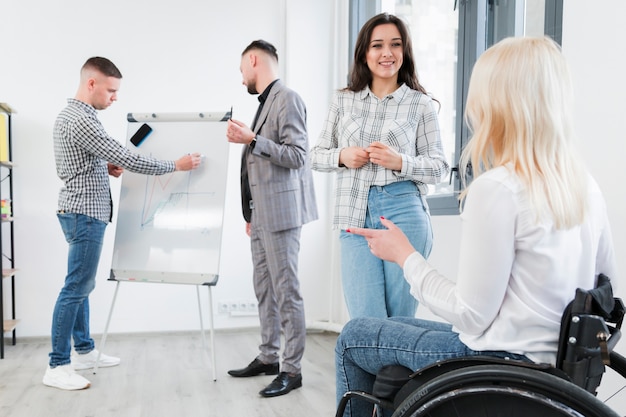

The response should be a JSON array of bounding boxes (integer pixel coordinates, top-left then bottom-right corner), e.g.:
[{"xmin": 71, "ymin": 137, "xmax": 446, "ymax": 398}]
[{"xmin": 97, "ymin": 110, "xmax": 232, "ymax": 381}]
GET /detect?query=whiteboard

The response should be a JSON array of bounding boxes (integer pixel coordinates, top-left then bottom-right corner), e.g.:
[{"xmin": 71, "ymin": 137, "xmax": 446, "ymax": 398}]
[{"xmin": 110, "ymin": 111, "xmax": 231, "ymax": 285}]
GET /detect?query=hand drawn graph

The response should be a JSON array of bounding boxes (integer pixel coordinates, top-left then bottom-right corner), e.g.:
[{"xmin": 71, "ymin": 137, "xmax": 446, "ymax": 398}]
[
  {"xmin": 139, "ymin": 167, "xmax": 216, "ymax": 233},
  {"xmin": 110, "ymin": 113, "xmax": 230, "ymax": 284}
]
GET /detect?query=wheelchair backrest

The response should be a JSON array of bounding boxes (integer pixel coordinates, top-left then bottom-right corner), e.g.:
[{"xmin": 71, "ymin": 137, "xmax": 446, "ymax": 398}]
[{"xmin": 556, "ymin": 273, "xmax": 625, "ymax": 395}]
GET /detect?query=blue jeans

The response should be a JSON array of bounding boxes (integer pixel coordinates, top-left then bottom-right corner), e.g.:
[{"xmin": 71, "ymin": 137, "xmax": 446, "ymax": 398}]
[
  {"xmin": 335, "ymin": 317, "xmax": 531, "ymax": 417},
  {"xmin": 49, "ymin": 213, "xmax": 107, "ymax": 367},
  {"xmin": 340, "ymin": 181, "xmax": 432, "ymax": 318}
]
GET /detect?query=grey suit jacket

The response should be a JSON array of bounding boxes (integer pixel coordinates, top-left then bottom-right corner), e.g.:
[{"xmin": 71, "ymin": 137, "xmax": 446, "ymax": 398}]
[{"xmin": 242, "ymin": 80, "xmax": 318, "ymax": 232}]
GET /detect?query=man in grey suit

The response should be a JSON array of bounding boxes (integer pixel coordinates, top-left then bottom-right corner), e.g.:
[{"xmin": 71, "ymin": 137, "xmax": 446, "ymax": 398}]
[{"xmin": 226, "ymin": 40, "xmax": 318, "ymax": 398}]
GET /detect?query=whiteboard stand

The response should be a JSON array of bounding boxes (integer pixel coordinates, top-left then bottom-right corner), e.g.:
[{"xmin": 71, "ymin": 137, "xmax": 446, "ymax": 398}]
[
  {"xmin": 94, "ymin": 276, "xmax": 218, "ymax": 381},
  {"xmin": 99, "ymin": 111, "xmax": 231, "ymax": 383}
]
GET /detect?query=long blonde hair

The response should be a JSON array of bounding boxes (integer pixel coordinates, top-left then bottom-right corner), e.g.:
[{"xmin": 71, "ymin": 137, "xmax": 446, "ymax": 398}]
[{"xmin": 459, "ymin": 36, "xmax": 587, "ymax": 229}]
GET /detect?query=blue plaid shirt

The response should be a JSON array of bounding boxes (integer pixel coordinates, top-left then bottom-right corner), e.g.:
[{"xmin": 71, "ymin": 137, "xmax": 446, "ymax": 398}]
[{"xmin": 54, "ymin": 99, "xmax": 175, "ymax": 223}]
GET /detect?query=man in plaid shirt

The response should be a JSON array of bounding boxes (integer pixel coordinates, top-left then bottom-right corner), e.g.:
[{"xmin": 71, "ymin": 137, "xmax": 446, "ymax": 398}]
[{"xmin": 43, "ymin": 57, "xmax": 201, "ymax": 391}]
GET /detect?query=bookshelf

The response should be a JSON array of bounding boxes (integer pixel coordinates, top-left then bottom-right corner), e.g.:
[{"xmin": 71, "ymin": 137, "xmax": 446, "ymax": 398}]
[{"xmin": 0, "ymin": 102, "xmax": 17, "ymax": 359}]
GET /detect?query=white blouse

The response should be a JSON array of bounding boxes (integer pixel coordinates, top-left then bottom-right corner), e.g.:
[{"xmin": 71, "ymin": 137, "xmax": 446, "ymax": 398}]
[{"xmin": 403, "ymin": 166, "xmax": 618, "ymax": 364}]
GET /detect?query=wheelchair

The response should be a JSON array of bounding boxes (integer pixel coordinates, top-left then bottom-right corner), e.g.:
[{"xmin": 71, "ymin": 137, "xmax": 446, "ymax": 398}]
[{"xmin": 336, "ymin": 274, "xmax": 626, "ymax": 417}]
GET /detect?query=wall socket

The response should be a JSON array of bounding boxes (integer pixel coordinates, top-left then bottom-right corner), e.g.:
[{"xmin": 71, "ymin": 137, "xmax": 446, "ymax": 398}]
[{"xmin": 218, "ymin": 299, "xmax": 258, "ymax": 315}]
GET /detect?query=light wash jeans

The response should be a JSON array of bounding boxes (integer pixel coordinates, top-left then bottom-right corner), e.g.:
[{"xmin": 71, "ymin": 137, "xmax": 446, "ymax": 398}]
[
  {"xmin": 340, "ymin": 181, "xmax": 432, "ymax": 318},
  {"xmin": 49, "ymin": 213, "xmax": 107, "ymax": 367},
  {"xmin": 335, "ymin": 317, "xmax": 531, "ymax": 417}
]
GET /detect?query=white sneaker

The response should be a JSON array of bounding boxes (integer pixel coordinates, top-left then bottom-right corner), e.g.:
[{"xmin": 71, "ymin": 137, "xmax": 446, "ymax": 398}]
[
  {"xmin": 43, "ymin": 364, "xmax": 91, "ymax": 390},
  {"xmin": 72, "ymin": 349, "xmax": 121, "ymax": 370}
]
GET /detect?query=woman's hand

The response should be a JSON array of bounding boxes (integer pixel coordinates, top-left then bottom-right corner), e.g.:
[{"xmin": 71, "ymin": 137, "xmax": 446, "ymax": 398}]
[
  {"xmin": 367, "ymin": 142, "xmax": 402, "ymax": 171},
  {"xmin": 347, "ymin": 217, "xmax": 416, "ymax": 267},
  {"xmin": 339, "ymin": 146, "xmax": 370, "ymax": 168}
]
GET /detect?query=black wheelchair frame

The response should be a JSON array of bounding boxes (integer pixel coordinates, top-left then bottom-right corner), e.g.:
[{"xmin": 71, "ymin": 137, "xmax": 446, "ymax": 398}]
[{"xmin": 336, "ymin": 274, "xmax": 626, "ymax": 417}]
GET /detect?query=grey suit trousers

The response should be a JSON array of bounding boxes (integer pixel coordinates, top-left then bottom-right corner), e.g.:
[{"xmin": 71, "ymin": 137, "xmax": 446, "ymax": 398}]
[{"xmin": 250, "ymin": 221, "xmax": 305, "ymax": 374}]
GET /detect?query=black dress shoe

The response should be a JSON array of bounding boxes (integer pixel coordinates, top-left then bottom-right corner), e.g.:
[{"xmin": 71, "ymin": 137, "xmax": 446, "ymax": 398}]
[
  {"xmin": 259, "ymin": 372, "xmax": 302, "ymax": 397},
  {"xmin": 228, "ymin": 358, "xmax": 279, "ymax": 377}
]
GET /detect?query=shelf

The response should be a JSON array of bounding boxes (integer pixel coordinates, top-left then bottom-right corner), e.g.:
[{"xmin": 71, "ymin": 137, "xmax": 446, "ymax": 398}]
[
  {"xmin": 2, "ymin": 268, "xmax": 17, "ymax": 278},
  {"xmin": 0, "ymin": 103, "xmax": 15, "ymax": 114},
  {"xmin": 3, "ymin": 319, "xmax": 19, "ymax": 333},
  {"xmin": 1, "ymin": 102, "xmax": 16, "ymax": 358}
]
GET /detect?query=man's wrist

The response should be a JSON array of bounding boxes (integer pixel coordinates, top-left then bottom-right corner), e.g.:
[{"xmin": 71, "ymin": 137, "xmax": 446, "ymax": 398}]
[{"xmin": 249, "ymin": 135, "xmax": 257, "ymax": 148}]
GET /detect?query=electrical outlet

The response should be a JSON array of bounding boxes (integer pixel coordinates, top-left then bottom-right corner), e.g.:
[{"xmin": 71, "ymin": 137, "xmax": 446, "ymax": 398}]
[
  {"xmin": 217, "ymin": 299, "xmax": 259, "ymax": 315},
  {"xmin": 218, "ymin": 302, "xmax": 230, "ymax": 313}
]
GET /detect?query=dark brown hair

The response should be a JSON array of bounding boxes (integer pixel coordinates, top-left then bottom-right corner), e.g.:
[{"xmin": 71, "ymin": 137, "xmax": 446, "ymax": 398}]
[
  {"xmin": 347, "ymin": 13, "xmax": 426, "ymax": 94},
  {"xmin": 82, "ymin": 57, "xmax": 122, "ymax": 78}
]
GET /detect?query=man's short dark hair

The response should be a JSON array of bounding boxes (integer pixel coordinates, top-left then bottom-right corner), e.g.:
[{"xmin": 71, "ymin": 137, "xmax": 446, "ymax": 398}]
[
  {"xmin": 82, "ymin": 57, "xmax": 123, "ymax": 78},
  {"xmin": 242, "ymin": 40, "xmax": 278, "ymax": 62}
]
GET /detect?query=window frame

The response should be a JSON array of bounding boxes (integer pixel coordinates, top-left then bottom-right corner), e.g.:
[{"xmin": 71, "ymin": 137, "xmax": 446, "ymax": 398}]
[{"xmin": 349, "ymin": 0, "xmax": 564, "ymax": 215}]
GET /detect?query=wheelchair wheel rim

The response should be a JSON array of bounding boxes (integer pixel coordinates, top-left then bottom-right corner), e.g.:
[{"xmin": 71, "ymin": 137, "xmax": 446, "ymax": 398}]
[{"xmin": 391, "ymin": 364, "xmax": 619, "ymax": 417}]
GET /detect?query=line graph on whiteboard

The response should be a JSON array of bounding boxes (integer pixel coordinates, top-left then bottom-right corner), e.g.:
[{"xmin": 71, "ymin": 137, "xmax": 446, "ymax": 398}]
[
  {"xmin": 111, "ymin": 113, "xmax": 230, "ymax": 282},
  {"xmin": 139, "ymin": 169, "xmax": 216, "ymax": 233}
]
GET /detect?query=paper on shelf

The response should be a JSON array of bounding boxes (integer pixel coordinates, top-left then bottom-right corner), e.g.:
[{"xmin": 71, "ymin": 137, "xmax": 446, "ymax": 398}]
[{"xmin": 0, "ymin": 113, "xmax": 7, "ymax": 162}]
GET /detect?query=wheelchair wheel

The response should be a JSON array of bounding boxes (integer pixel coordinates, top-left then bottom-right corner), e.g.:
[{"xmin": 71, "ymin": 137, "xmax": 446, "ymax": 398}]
[{"xmin": 391, "ymin": 364, "xmax": 619, "ymax": 417}]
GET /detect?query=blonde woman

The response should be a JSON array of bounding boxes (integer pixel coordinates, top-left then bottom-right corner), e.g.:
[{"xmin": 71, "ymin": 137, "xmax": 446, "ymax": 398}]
[{"xmin": 336, "ymin": 36, "xmax": 617, "ymax": 417}]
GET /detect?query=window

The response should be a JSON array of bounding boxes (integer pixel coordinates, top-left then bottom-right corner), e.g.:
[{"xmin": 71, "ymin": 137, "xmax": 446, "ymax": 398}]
[{"xmin": 350, "ymin": 0, "xmax": 563, "ymax": 215}]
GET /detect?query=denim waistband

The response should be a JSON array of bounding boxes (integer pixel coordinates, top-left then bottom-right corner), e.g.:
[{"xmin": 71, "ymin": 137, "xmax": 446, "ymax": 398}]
[{"xmin": 369, "ymin": 180, "xmax": 419, "ymax": 194}]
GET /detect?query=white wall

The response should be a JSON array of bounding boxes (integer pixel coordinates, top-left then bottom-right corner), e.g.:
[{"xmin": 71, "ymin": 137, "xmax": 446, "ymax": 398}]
[
  {"xmin": 562, "ymin": 2, "xmax": 626, "ymax": 282},
  {"xmin": 561, "ymin": 1, "xmax": 626, "ymax": 411},
  {"xmin": 0, "ymin": 0, "xmax": 339, "ymax": 338}
]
